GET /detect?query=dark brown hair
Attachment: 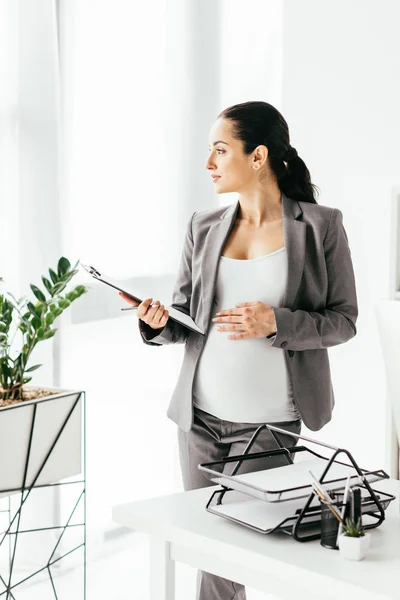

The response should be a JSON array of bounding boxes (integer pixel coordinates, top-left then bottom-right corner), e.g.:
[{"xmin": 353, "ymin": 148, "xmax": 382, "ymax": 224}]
[{"xmin": 218, "ymin": 101, "xmax": 319, "ymax": 204}]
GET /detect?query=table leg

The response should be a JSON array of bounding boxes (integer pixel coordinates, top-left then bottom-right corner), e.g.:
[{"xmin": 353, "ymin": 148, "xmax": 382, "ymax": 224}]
[{"xmin": 149, "ymin": 536, "xmax": 175, "ymax": 600}]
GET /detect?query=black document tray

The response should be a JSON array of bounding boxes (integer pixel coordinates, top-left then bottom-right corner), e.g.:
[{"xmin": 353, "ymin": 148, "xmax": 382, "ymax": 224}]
[{"xmin": 199, "ymin": 424, "xmax": 396, "ymax": 542}]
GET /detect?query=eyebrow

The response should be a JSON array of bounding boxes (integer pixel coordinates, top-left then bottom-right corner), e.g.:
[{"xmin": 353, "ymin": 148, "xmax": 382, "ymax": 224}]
[{"xmin": 208, "ymin": 140, "xmax": 229, "ymax": 146}]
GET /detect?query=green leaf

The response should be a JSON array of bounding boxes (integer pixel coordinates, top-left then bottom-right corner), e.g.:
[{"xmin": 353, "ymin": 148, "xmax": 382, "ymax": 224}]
[
  {"xmin": 42, "ymin": 329, "xmax": 57, "ymax": 340},
  {"xmin": 75, "ymin": 285, "xmax": 88, "ymax": 295},
  {"xmin": 49, "ymin": 268, "xmax": 58, "ymax": 284},
  {"xmin": 58, "ymin": 257, "xmax": 71, "ymax": 277},
  {"xmin": 1, "ymin": 361, "xmax": 10, "ymax": 380},
  {"xmin": 51, "ymin": 282, "xmax": 67, "ymax": 295},
  {"xmin": 31, "ymin": 316, "xmax": 41, "ymax": 329},
  {"xmin": 23, "ymin": 376, "xmax": 32, "ymax": 384},
  {"xmin": 58, "ymin": 299, "xmax": 71, "ymax": 309},
  {"xmin": 343, "ymin": 516, "xmax": 363, "ymax": 537},
  {"xmin": 27, "ymin": 302, "xmax": 37, "ymax": 316},
  {"xmin": 41, "ymin": 276, "xmax": 53, "ymax": 294},
  {"xmin": 19, "ymin": 316, "xmax": 32, "ymax": 330},
  {"xmin": 45, "ymin": 312, "xmax": 55, "ymax": 326},
  {"xmin": 25, "ymin": 364, "xmax": 42, "ymax": 373},
  {"xmin": 30, "ymin": 285, "xmax": 46, "ymax": 302},
  {"xmin": 33, "ymin": 303, "xmax": 43, "ymax": 318}
]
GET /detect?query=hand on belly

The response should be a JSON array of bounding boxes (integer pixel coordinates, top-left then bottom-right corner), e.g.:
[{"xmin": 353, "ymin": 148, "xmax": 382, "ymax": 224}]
[{"xmin": 212, "ymin": 301, "xmax": 277, "ymax": 340}]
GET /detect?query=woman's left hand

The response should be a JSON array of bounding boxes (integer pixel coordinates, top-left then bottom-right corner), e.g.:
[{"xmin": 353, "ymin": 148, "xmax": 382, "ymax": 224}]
[{"xmin": 212, "ymin": 301, "xmax": 277, "ymax": 340}]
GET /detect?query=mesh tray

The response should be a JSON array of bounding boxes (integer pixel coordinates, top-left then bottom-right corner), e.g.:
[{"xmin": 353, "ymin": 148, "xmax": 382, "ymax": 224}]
[
  {"xmin": 206, "ymin": 485, "xmax": 395, "ymax": 536},
  {"xmin": 199, "ymin": 448, "xmax": 388, "ymax": 503}
]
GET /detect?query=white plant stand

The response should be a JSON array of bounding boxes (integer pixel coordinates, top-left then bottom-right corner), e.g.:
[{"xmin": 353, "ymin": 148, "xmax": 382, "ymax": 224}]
[{"xmin": 0, "ymin": 386, "xmax": 86, "ymax": 598}]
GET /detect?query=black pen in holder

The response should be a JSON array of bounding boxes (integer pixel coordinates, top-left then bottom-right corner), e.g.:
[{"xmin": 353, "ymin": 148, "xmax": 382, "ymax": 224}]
[{"xmin": 319, "ymin": 490, "xmax": 343, "ymax": 550}]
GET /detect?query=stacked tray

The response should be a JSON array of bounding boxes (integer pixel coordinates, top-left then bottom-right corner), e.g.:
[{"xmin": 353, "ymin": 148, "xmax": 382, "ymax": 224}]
[
  {"xmin": 205, "ymin": 484, "xmax": 395, "ymax": 536},
  {"xmin": 199, "ymin": 444, "xmax": 396, "ymax": 540}
]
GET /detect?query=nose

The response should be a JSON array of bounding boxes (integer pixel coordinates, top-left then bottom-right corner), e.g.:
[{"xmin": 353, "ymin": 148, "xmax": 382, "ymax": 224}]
[{"xmin": 206, "ymin": 156, "xmax": 216, "ymax": 171}]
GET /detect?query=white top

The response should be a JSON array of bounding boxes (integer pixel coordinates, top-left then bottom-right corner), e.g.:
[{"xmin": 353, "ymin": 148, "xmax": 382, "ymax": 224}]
[{"xmin": 193, "ymin": 247, "xmax": 301, "ymax": 423}]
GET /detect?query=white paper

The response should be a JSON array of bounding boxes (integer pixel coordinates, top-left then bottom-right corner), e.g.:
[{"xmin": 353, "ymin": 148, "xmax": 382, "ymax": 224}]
[
  {"xmin": 232, "ymin": 458, "xmax": 360, "ymax": 489},
  {"xmin": 164, "ymin": 305, "xmax": 204, "ymax": 335},
  {"xmin": 210, "ymin": 494, "xmax": 320, "ymax": 532},
  {"xmin": 207, "ymin": 458, "xmax": 382, "ymax": 502}
]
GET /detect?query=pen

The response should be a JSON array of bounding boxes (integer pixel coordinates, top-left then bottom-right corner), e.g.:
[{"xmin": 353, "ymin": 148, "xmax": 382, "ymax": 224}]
[
  {"xmin": 336, "ymin": 471, "xmax": 352, "ymax": 544},
  {"xmin": 120, "ymin": 307, "xmax": 138, "ymax": 311},
  {"xmin": 308, "ymin": 470, "xmax": 336, "ymax": 503},
  {"xmin": 309, "ymin": 470, "xmax": 344, "ymax": 520},
  {"xmin": 311, "ymin": 484, "xmax": 343, "ymax": 524}
]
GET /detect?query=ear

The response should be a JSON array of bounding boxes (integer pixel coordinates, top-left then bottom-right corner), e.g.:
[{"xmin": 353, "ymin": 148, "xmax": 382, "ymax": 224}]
[{"xmin": 253, "ymin": 144, "xmax": 268, "ymax": 168}]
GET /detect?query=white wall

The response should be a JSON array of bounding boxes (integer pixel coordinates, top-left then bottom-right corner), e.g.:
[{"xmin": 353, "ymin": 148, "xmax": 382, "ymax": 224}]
[{"xmin": 282, "ymin": 0, "xmax": 400, "ymax": 470}]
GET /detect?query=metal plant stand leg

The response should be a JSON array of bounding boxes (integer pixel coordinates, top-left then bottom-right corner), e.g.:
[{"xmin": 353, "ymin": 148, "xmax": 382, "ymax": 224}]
[{"xmin": 0, "ymin": 391, "xmax": 86, "ymax": 599}]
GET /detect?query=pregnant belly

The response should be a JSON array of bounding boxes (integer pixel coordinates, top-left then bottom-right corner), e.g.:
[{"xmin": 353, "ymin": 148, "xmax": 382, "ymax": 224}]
[{"xmin": 193, "ymin": 326, "xmax": 289, "ymax": 401}]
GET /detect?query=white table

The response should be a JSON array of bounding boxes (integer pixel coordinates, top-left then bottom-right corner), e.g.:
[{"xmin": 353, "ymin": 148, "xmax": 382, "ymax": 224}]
[{"xmin": 112, "ymin": 478, "xmax": 400, "ymax": 600}]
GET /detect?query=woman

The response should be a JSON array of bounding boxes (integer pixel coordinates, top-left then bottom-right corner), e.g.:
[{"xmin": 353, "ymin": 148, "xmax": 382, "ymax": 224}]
[{"xmin": 120, "ymin": 100, "xmax": 358, "ymax": 600}]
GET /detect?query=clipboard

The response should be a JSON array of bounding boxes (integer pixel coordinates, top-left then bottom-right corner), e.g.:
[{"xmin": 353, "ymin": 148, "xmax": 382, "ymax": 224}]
[{"xmin": 80, "ymin": 264, "xmax": 205, "ymax": 335}]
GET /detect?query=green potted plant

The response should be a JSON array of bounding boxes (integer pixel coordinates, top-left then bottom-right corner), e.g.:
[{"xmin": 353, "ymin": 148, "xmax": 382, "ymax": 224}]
[
  {"xmin": 0, "ymin": 257, "xmax": 88, "ymax": 496},
  {"xmin": 338, "ymin": 516, "xmax": 371, "ymax": 560}
]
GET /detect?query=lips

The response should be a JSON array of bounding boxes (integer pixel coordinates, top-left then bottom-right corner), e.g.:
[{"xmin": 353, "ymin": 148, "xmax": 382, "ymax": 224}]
[{"xmin": 211, "ymin": 175, "xmax": 221, "ymax": 180}]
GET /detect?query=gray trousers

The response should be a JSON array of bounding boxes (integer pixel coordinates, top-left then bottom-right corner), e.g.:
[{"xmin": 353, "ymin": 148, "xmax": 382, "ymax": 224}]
[{"xmin": 177, "ymin": 405, "xmax": 302, "ymax": 600}]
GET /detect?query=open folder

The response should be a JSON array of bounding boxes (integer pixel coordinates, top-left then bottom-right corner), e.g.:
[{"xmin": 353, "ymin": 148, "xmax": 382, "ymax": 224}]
[{"xmin": 80, "ymin": 264, "xmax": 204, "ymax": 335}]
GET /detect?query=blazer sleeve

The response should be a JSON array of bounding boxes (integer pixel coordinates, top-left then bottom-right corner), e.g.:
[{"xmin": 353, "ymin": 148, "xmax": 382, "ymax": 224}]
[
  {"xmin": 271, "ymin": 208, "xmax": 358, "ymax": 351},
  {"xmin": 138, "ymin": 211, "xmax": 196, "ymax": 346}
]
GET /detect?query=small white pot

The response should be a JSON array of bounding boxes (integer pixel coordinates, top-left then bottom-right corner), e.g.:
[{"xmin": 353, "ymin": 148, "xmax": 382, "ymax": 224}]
[{"xmin": 338, "ymin": 532, "xmax": 371, "ymax": 560}]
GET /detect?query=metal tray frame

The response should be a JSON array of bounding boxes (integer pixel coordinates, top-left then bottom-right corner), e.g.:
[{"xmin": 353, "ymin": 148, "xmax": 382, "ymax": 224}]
[{"xmin": 199, "ymin": 423, "xmax": 395, "ymax": 542}]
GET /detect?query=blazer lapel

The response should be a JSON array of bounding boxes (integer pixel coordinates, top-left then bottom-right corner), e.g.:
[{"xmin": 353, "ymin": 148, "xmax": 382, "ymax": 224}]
[
  {"xmin": 281, "ymin": 192, "xmax": 306, "ymax": 308},
  {"xmin": 199, "ymin": 192, "xmax": 306, "ymax": 332},
  {"xmin": 199, "ymin": 202, "xmax": 239, "ymax": 331}
]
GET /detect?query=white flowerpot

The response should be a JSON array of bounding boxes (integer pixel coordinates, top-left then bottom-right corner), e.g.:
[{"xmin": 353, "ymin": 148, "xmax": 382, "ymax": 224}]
[
  {"xmin": 338, "ymin": 532, "xmax": 371, "ymax": 560},
  {"xmin": 0, "ymin": 385, "xmax": 84, "ymax": 498}
]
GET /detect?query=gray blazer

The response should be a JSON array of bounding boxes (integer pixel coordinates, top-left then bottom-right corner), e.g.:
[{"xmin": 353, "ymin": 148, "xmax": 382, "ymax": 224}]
[{"xmin": 139, "ymin": 192, "xmax": 358, "ymax": 432}]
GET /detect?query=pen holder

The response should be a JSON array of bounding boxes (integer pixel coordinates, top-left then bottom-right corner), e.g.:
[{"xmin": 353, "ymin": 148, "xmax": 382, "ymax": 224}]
[{"xmin": 320, "ymin": 491, "xmax": 343, "ymax": 550}]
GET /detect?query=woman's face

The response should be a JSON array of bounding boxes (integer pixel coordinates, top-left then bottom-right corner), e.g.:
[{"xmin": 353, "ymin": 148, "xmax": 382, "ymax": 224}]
[{"xmin": 206, "ymin": 118, "xmax": 265, "ymax": 194}]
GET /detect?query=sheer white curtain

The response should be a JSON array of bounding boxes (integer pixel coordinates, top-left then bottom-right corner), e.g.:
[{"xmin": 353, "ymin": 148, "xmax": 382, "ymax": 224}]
[
  {"xmin": 0, "ymin": 0, "xmax": 18, "ymax": 289},
  {"xmin": 63, "ymin": 0, "xmax": 172, "ymax": 278},
  {"xmin": 0, "ymin": 0, "xmax": 68, "ymax": 574}
]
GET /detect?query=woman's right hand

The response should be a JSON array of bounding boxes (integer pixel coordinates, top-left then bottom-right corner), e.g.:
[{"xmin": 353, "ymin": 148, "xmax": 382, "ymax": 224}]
[{"xmin": 119, "ymin": 293, "xmax": 169, "ymax": 330}]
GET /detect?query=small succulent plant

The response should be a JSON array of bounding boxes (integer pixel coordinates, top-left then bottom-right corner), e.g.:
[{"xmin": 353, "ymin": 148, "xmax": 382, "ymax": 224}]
[{"xmin": 342, "ymin": 516, "xmax": 364, "ymax": 537}]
